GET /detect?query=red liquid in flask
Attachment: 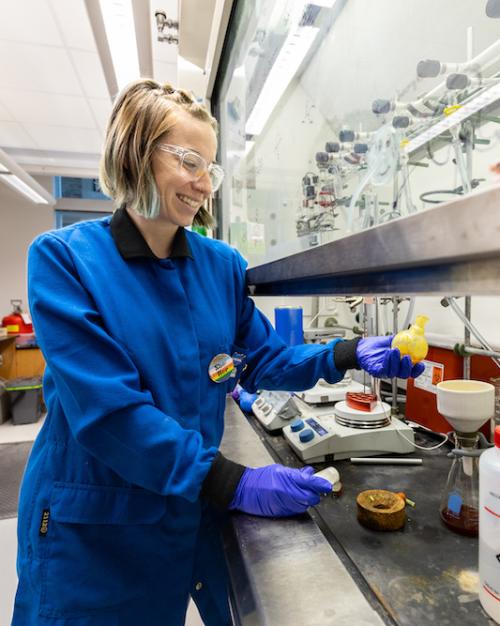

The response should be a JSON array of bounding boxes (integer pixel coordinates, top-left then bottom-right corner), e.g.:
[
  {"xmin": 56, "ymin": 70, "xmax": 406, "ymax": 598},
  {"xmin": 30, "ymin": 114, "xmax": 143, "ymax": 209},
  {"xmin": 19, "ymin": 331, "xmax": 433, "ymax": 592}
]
[{"xmin": 440, "ymin": 505, "xmax": 479, "ymax": 537}]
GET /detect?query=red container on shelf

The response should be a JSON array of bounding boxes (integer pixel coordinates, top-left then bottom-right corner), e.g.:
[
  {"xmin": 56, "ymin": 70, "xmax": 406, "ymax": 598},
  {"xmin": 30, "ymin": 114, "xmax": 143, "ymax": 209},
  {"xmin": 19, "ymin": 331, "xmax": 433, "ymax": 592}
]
[{"xmin": 1, "ymin": 300, "xmax": 33, "ymax": 335}]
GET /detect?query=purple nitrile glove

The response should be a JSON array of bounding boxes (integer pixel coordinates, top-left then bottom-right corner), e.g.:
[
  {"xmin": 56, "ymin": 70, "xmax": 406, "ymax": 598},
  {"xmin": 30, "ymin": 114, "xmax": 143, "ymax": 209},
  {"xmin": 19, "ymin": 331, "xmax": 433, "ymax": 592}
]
[
  {"xmin": 231, "ymin": 384, "xmax": 242, "ymax": 402},
  {"xmin": 356, "ymin": 335, "xmax": 426, "ymax": 379},
  {"xmin": 239, "ymin": 390, "xmax": 258, "ymax": 412},
  {"xmin": 229, "ymin": 464, "xmax": 332, "ymax": 517}
]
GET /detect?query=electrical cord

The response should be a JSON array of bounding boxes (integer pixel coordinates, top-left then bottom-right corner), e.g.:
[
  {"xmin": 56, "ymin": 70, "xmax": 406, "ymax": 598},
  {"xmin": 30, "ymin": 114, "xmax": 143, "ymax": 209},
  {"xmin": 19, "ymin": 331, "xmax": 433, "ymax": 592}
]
[
  {"xmin": 394, "ymin": 164, "xmax": 416, "ymax": 207},
  {"xmin": 376, "ymin": 389, "xmax": 451, "ymax": 451},
  {"xmin": 419, "ymin": 188, "xmax": 463, "ymax": 204},
  {"xmin": 306, "ymin": 306, "xmax": 328, "ymax": 329},
  {"xmin": 397, "ymin": 427, "xmax": 450, "ymax": 451},
  {"xmin": 426, "ymin": 141, "xmax": 452, "ymax": 166}
]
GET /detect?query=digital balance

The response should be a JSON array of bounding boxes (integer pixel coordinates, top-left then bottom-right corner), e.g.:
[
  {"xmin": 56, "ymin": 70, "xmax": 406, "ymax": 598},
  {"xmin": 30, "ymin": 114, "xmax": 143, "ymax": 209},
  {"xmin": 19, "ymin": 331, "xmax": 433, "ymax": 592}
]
[
  {"xmin": 251, "ymin": 391, "xmax": 302, "ymax": 432},
  {"xmin": 283, "ymin": 399, "xmax": 415, "ymax": 462},
  {"xmin": 251, "ymin": 377, "xmax": 366, "ymax": 432}
]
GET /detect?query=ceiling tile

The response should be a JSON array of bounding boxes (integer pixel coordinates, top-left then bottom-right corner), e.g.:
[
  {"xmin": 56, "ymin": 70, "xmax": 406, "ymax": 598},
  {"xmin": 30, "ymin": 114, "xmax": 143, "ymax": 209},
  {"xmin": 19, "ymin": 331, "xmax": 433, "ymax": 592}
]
[
  {"xmin": 0, "ymin": 91, "xmax": 95, "ymax": 127},
  {"xmin": 70, "ymin": 50, "xmax": 109, "ymax": 99},
  {"xmin": 88, "ymin": 98, "xmax": 112, "ymax": 133},
  {"xmin": 23, "ymin": 124, "xmax": 103, "ymax": 153},
  {"xmin": 0, "ymin": 121, "xmax": 38, "ymax": 149},
  {"xmin": 0, "ymin": 0, "xmax": 63, "ymax": 46},
  {"xmin": 0, "ymin": 42, "xmax": 83, "ymax": 95},
  {"xmin": 48, "ymin": 0, "xmax": 98, "ymax": 52},
  {"xmin": 0, "ymin": 100, "xmax": 14, "ymax": 121}
]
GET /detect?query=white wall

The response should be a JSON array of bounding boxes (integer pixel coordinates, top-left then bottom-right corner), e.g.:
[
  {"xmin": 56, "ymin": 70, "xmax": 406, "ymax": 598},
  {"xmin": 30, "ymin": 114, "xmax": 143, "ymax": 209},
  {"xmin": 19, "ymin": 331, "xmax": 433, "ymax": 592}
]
[
  {"xmin": 0, "ymin": 177, "xmax": 111, "ymax": 318},
  {"xmin": 0, "ymin": 176, "xmax": 53, "ymax": 318}
]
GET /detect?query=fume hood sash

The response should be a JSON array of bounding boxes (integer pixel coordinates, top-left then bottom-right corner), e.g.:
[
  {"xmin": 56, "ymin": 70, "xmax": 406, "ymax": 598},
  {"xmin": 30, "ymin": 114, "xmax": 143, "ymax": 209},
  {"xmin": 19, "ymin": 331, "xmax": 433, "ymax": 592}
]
[{"xmin": 247, "ymin": 184, "xmax": 500, "ymax": 297}]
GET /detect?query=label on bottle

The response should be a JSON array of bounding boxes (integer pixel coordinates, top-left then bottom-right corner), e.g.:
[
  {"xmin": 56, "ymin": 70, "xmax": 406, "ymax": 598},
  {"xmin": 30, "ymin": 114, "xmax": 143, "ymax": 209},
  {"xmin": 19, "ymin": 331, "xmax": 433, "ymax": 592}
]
[
  {"xmin": 484, "ymin": 490, "xmax": 500, "ymax": 520},
  {"xmin": 480, "ymin": 540, "xmax": 500, "ymax": 601}
]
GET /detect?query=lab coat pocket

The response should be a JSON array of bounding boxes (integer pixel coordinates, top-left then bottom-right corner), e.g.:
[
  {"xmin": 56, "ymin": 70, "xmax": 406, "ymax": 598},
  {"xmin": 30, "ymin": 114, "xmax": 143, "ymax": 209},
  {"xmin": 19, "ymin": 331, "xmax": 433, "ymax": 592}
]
[{"xmin": 39, "ymin": 482, "xmax": 166, "ymax": 618}]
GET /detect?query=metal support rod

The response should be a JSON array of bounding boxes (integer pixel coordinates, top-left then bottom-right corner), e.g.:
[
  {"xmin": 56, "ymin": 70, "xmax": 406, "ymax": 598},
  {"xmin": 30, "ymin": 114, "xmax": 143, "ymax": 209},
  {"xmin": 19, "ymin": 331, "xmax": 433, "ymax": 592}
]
[
  {"xmin": 310, "ymin": 297, "xmax": 319, "ymax": 329},
  {"xmin": 464, "ymin": 296, "xmax": 471, "ymax": 379},
  {"xmin": 455, "ymin": 345, "xmax": 500, "ymax": 359},
  {"xmin": 444, "ymin": 297, "xmax": 500, "ymax": 369},
  {"xmin": 392, "ymin": 297, "xmax": 399, "ymax": 415}
]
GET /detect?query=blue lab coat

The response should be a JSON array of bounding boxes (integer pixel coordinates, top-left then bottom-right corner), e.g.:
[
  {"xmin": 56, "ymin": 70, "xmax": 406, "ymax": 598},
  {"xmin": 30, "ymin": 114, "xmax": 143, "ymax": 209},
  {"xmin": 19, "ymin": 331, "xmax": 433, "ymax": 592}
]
[{"xmin": 11, "ymin": 210, "xmax": 344, "ymax": 626}]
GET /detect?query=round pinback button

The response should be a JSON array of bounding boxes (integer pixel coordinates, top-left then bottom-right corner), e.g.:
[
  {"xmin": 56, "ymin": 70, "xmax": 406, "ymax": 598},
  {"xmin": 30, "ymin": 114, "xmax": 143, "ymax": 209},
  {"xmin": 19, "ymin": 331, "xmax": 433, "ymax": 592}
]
[{"xmin": 208, "ymin": 353, "xmax": 235, "ymax": 383}]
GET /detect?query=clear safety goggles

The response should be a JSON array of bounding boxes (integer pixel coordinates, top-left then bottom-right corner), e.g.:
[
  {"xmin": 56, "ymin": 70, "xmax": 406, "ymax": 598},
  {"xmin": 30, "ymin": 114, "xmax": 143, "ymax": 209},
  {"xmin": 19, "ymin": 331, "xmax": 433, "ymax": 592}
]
[{"xmin": 157, "ymin": 143, "xmax": 224, "ymax": 192}]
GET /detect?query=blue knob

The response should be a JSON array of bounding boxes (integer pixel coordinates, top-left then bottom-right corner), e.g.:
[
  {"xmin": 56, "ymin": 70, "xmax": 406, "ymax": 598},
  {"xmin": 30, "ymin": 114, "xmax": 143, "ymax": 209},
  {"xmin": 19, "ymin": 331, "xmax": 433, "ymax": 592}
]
[
  {"xmin": 299, "ymin": 428, "xmax": 315, "ymax": 443},
  {"xmin": 290, "ymin": 419, "xmax": 304, "ymax": 432}
]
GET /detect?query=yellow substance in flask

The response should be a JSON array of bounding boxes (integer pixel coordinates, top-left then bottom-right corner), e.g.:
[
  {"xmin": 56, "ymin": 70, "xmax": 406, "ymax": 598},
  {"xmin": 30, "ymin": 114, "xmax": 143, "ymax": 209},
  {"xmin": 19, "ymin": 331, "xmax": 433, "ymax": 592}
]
[{"xmin": 391, "ymin": 315, "xmax": 429, "ymax": 364}]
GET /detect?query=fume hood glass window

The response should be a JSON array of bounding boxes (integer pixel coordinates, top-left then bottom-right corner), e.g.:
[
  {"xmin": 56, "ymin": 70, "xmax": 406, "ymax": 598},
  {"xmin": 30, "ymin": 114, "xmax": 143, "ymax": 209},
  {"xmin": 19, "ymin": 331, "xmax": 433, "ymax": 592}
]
[
  {"xmin": 53, "ymin": 177, "xmax": 110, "ymax": 201},
  {"xmin": 216, "ymin": 0, "xmax": 500, "ymax": 266},
  {"xmin": 55, "ymin": 210, "xmax": 112, "ymax": 229}
]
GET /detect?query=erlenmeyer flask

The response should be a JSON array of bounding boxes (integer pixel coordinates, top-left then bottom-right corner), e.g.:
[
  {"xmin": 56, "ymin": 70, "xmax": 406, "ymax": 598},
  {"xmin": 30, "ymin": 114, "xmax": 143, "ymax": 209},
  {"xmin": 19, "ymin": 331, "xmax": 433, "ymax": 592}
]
[{"xmin": 439, "ymin": 432, "xmax": 480, "ymax": 537}]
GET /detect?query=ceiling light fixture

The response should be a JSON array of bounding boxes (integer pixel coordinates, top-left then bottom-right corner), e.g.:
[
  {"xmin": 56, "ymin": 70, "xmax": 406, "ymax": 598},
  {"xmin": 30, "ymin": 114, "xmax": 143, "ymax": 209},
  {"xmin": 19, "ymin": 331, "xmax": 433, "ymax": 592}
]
[
  {"xmin": 245, "ymin": 1, "xmax": 340, "ymax": 136},
  {"xmin": 0, "ymin": 174, "xmax": 50, "ymax": 204},
  {"xmin": 245, "ymin": 28, "xmax": 319, "ymax": 136},
  {"xmin": 0, "ymin": 147, "xmax": 55, "ymax": 205},
  {"xmin": 98, "ymin": 0, "xmax": 140, "ymax": 91}
]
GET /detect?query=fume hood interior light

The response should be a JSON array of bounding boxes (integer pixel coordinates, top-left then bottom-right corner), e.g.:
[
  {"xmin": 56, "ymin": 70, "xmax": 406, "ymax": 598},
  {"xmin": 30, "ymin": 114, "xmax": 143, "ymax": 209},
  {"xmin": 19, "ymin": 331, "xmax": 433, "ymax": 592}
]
[
  {"xmin": 405, "ymin": 81, "xmax": 500, "ymax": 153},
  {"xmin": 1, "ymin": 174, "xmax": 49, "ymax": 204},
  {"xmin": 245, "ymin": 25, "xmax": 319, "ymax": 136},
  {"xmin": 99, "ymin": 0, "xmax": 140, "ymax": 91}
]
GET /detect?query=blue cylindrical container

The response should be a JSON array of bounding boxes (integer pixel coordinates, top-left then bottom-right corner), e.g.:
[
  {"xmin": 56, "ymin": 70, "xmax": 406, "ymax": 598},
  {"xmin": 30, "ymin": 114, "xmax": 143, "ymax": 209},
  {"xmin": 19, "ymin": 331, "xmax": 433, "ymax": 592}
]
[{"xmin": 274, "ymin": 306, "xmax": 303, "ymax": 346}]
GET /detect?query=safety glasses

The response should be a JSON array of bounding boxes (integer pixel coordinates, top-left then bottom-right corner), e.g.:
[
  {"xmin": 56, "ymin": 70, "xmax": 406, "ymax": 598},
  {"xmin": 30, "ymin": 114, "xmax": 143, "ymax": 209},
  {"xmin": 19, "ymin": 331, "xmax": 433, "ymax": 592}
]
[{"xmin": 157, "ymin": 143, "xmax": 224, "ymax": 192}]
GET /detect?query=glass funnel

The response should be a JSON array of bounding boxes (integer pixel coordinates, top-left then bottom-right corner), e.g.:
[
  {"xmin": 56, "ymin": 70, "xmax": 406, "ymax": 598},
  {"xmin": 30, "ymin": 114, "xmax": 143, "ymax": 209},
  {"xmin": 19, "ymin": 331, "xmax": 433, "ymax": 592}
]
[{"xmin": 440, "ymin": 432, "xmax": 480, "ymax": 537}]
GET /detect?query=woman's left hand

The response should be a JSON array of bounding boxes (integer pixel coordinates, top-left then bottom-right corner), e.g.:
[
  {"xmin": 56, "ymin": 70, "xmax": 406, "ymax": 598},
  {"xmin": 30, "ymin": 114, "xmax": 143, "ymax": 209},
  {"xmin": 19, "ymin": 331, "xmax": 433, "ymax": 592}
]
[{"xmin": 356, "ymin": 335, "xmax": 425, "ymax": 379}]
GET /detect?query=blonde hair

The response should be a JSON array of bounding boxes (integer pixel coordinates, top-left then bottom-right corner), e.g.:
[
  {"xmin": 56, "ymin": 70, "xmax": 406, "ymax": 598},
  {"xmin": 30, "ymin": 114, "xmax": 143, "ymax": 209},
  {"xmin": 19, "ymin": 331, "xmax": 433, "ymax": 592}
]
[{"xmin": 99, "ymin": 78, "xmax": 217, "ymax": 226}]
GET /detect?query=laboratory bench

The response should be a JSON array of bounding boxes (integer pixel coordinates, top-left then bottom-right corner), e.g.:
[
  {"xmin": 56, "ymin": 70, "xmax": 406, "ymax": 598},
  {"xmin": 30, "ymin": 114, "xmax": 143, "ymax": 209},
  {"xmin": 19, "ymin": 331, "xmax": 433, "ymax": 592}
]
[
  {"xmin": 0, "ymin": 335, "xmax": 45, "ymax": 380},
  {"xmin": 220, "ymin": 397, "xmax": 494, "ymax": 626}
]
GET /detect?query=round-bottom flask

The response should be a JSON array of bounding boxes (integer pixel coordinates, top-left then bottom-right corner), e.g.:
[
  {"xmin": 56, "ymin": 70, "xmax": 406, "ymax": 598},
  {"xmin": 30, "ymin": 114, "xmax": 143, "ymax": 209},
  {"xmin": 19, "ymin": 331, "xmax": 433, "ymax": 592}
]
[{"xmin": 440, "ymin": 432, "xmax": 480, "ymax": 537}]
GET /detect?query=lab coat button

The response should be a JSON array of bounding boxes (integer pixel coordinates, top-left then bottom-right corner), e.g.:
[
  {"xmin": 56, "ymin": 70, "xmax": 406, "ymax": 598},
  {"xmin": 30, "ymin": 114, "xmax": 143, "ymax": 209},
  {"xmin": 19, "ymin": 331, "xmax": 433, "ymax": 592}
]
[{"xmin": 195, "ymin": 582, "xmax": 203, "ymax": 591}]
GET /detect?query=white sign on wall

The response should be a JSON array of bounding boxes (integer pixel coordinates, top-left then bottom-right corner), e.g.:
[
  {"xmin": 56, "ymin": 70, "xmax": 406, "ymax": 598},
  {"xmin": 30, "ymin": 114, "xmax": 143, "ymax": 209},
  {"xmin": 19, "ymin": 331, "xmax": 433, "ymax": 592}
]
[{"xmin": 413, "ymin": 360, "xmax": 445, "ymax": 394}]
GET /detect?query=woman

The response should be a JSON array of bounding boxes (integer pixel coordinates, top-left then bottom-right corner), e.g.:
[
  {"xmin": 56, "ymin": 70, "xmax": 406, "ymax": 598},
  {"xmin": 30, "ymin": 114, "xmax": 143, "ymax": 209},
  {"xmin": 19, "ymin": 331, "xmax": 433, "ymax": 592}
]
[{"xmin": 12, "ymin": 79, "xmax": 423, "ymax": 626}]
